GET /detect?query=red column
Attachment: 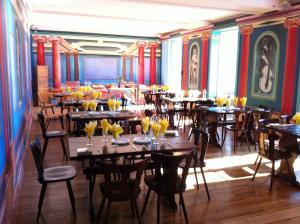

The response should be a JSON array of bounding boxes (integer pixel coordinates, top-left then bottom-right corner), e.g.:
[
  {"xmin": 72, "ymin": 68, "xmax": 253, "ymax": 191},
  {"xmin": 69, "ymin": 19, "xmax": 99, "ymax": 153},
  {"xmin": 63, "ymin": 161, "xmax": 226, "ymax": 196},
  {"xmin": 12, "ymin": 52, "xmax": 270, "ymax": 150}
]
[
  {"xmin": 65, "ymin": 52, "xmax": 71, "ymax": 81},
  {"xmin": 50, "ymin": 37, "xmax": 61, "ymax": 89},
  {"xmin": 149, "ymin": 42, "xmax": 159, "ymax": 85},
  {"xmin": 182, "ymin": 37, "xmax": 189, "ymax": 90},
  {"xmin": 281, "ymin": 17, "xmax": 299, "ymax": 114},
  {"xmin": 130, "ymin": 55, "xmax": 134, "ymax": 82},
  {"xmin": 238, "ymin": 25, "xmax": 253, "ymax": 98},
  {"xmin": 122, "ymin": 54, "xmax": 127, "ymax": 81},
  {"xmin": 33, "ymin": 35, "xmax": 47, "ymax": 65},
  {"xmin": 200, "ymin": 32, "xmax": 210, "ymax": 91},
  {"xmin": 136, "ymin": 41, "xmax": 147, "ymax": 84},
  {"xmin": 74, "ymin": 52, "xmax": 79, "ymax": 81}
]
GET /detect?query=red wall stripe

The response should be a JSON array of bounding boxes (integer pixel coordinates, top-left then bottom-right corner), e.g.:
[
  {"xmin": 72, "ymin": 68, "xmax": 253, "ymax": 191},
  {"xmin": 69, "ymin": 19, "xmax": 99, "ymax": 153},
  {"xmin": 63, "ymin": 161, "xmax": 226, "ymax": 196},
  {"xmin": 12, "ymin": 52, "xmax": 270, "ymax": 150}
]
[
  {"xmin": 182, "ymin": 40, "xmax": 188, "ymax": 90},
  {"xmin": 201, "ymin": 36, "xmax": 209, "ymax": 91}
]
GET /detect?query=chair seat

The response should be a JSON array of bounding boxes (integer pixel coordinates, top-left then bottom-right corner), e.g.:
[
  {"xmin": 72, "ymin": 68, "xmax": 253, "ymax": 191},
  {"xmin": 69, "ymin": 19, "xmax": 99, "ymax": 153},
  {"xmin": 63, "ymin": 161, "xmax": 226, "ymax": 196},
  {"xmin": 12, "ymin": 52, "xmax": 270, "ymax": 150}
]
[
  {"xmin": 47, "ymin": 114, "xmax": 63, "ymax": 120},
  {"xmin": 100, "ymin": 179, "xmax": 140, "ymax": 201},
  {"xmin": 225, "ymin": 125, "xmax": 239, "ymax": 131},
  {"xmin": 43, "ymin": 165, "xmax": 76, "ymax": 182},
  {"xmin": 144, "ymin": 175, "xmax": 186, "ymax": 194},
  {"xmin": 46, "ymin": 130, "xmax": 67, "ymax": 138},
  {"xmin": 259, "ymin": 149, "xmax": 291, "ymax": 161}
]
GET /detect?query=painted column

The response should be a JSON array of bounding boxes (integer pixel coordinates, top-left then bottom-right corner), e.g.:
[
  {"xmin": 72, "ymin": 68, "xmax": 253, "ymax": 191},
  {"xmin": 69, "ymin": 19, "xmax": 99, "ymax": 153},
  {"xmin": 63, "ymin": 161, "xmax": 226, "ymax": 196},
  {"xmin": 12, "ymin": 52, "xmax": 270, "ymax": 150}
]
[
  {"xmin": 65, "ymin": 52, "xmax": 71, "ymax": 81},
  {"xmin": 281, "ymin": 17, "xmax": 299, "ymax": 114},
  {"xmin": 182, "ymin": 36, "xmax": 189, "ymax": 90},
  {"xmin": 149, "ymin": 42, "xmax": 159, "ymax": 85},
  {"xmin": 130, "ymin": 55, "xmax": 134, "ymax": 82},
  {"xmin": 33, "ymin": 35, "xmax": 47, "ymax": 65},
  {"xmin": 50, "ymin": 37, "xmax": 61, "ymax": 89},
  {"xmin": 122, "ymin": 54, "xmax": 127, "ymax": 81},
  {"xmin": 200, "ymin": 31, "xmax": 210, "ymax": 91},
  {"xmin": 136, "ymin": 41, "xmax": 147, "ymax": 84},
  {"xmin": 74, "ymin": 52, "xmax": 79, "ymax": 81},
  {"xmin": 238, "ymin": 25, "xmax": 253, "ymax": 98}
]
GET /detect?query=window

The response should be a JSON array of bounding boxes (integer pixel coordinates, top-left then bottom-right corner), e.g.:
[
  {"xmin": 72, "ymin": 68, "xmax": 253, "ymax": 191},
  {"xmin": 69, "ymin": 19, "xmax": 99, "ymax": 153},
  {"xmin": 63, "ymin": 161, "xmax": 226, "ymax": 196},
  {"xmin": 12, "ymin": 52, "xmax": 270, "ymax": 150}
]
[
  {"xmin": 161, "ymin": 37, "xmax": 182, "ymax": 91},
  {"xmin": 208, "ymin": 26, "xmax": 239, "ymax": 98}
]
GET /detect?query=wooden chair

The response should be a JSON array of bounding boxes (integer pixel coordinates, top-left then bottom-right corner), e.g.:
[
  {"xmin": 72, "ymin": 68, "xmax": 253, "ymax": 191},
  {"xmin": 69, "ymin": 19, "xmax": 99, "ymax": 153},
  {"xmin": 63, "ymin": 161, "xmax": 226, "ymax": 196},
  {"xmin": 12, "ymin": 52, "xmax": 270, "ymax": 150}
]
[
  {"xmin": 180, "ymin": 128, "xmax": 210, "ymax": 200},
  {"xmin": 141, "ymin": 150, "xmax": 195, "ymax": 224},
  {"xmin": 221, "ymin": 111, "xmax": 252, "ymax": 154},
  {"xmin": 30, "ymin": 137, "xmax": 76, "ymax": 220},
  {"xmin": 96, "ymin": 160, "xmax": 148, "ymax": 223},
  {"xmin": 37, "ymin": 112, "xmax": 68, "ymax": 160},
  {"xmin": 251, "ymin": 127, "xmax": 291, "ymax": 192},
  {"xmin": 38, "ymin": 92, "xmax": 64, "ymax": 130},
  {"xmin": 155, "ymin": 98, "xmax": 168, "ymax": 119}
]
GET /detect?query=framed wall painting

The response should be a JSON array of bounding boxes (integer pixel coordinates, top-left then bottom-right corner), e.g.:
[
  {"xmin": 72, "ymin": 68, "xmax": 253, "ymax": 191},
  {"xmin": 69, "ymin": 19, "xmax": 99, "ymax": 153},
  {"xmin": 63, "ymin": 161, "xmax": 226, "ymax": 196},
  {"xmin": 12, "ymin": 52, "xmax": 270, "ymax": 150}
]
[
  {"xmin": 188, "ymin": 41, "xmax": 200, "ymax": 90},
  {"xmin": 251, "ymin": 31, "xmax": 280, "ymax": 101}
]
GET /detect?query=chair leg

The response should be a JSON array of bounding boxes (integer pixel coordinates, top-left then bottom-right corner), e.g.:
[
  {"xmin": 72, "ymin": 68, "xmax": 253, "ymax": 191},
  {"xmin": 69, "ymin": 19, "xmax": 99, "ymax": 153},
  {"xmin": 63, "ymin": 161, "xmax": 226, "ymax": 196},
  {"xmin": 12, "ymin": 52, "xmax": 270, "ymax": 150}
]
[
  {"xmin": 157, "ymin": 194, "xmax": 160, "ymax": 224},
  {"xmin": 42, "ymin": 138, "xmax": 49, "ymax": 160},
  {"xmin": 60, "ymin": 137, "xmax": 68, "ymax": 160},
  {"xmin": 221, "ymin": 128, "xmax": 227, "ymax": 148},
  {"xmin": 179, "ymin": 193, "xmax": 189, "ymax": 224},
  {"xmin": 104, "ymin": 200, "xmax": 111, "ymax": 224},
  {"xmin": 130, "ymin": 200, "xmax": 135, "ymax": 217},
  {"xmin": 285, "ymin": 158, "xmax": 292, "ymax": 177},
  {"xmin": 193, "ymin": 167, "xmax": 199, "ymax": 190},
  {"xmin": 96, "ymin": 197, "xmax": 106, "ymax": 221},
  {"xmin": 133, "ymin": 199, "xmax": 142, "ymax": 224},
  {"xmin": 141, "ymin": 188, "xmax": 151, "ymax": 216},
  {"xmin": 252, "ymin": 156, "xmax": 262, "ymax": 181},
  {"xmin": 66, "ymin": 181, "xmax": 76, "ymax": 217},
  {"xmin": 60, "ymin": 116, "xmax": 65, "ymax": 129},
  {"xmin": 200, "ymin": 167, "xmax": 210, "ymax": 201},
  {"xmin": 270, "ymin": 160, "xmax": 275, "ymax": 192},
  {"xmin": 37, "ymin": 183, "xmax": 47, "ymax": 221},
  {"xmin": 233, "ymin": 131, "xmax": 237, "ymax": 154},
  {"xmin": 254, "ymin": 154, "xmax": 259, "ymax": 165}
]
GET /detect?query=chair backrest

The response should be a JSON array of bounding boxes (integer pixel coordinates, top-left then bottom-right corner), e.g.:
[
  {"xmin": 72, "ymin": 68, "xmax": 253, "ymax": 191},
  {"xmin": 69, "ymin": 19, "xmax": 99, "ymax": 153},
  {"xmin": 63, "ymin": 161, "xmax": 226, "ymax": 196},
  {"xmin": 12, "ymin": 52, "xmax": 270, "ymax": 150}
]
[
  {"xmin": 144, "ymin": 109, "xmax": 154, "ymax": 118},
  {"xmin": 192, "ymin": 128, "xmax": 210, "ymax": 164},
  {"xmin": 151, "ymin": 150, "xmax": 195, "ymax": 192},
  {"xmin": 37, "ymin": 112, "xmax": 47, "ymax": 137},
  {"xmin": 143, "ymin": 93, "xmax": 153, "ymax": 104},
  {"xmin": 30, "ymin": 137, "xmax": 44, "ymax": 183},
  {"xmin": 100, "ymin": 160, "xmax": 148, "ymax": 197}
]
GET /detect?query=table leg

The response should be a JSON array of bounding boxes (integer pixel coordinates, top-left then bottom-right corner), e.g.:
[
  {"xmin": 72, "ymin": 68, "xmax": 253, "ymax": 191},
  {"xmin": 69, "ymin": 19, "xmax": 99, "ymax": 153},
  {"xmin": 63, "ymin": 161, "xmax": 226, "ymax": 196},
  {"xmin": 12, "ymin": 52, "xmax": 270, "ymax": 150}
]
[{"xmin": 89, "ymin": 159, "xmax": 95, "ymax": 221}]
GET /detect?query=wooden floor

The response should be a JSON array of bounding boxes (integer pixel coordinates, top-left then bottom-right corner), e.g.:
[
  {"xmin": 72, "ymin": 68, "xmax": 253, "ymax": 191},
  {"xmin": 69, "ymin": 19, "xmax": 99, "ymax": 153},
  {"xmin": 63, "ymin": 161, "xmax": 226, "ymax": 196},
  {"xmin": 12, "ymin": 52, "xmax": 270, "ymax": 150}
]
[{"xmin": 14, "ymin": 116, "xmax": 300, "ymax": 224}]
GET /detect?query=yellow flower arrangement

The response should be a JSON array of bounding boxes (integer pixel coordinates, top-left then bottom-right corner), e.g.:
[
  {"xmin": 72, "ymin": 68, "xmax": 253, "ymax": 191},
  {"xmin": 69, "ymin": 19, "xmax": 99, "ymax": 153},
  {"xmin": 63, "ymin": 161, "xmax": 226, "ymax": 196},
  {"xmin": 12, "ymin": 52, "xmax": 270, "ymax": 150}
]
[
  {"xmin": 115, "ymin": 100, "xmax": 121, "ymax": 110},
  {"xmin": 151, "ymin": 122, "xmax": 161, "ymax": 138},
  {"xmin": 109, "ymin": 123, "xmax": 123, "ymax": 139},
  {"xmin": 89, "ymin": 101, "xmax": 97, "ymax": 111},
  {"xmin": 84, "ymin": 121, "xmax": 97, "ymax": 139},
  {"xmin": 225, "ymin": 98, "xmax": 231, "ymax": 107},
  {"xmin": 86, "ymin": 85, "xmax": 92, "ymax": 92},
  {"xmin": 82, "ymin": 101, "xmax": 90, "ymax": 111},
  {"xmin": 159, "ymin": 119, "xmax": 169, "ymax": 134},
  {"xmin": 293, "ymin": 113, "xmax": 300, "ymax": 125},
  {"xmin": 60, "ymin": 86, "xmax": 65, "ymax": 93},
  {"xmin": 240, "ymin": 97, "xmax": 247, "ymax": 107},
  {"xmin": 155, "ymin": 85, "xmax": 159, "ymax": 92},
  {"xmin": 141, "ymin": 117, "xmax": 150, "ymax": 134},
  {"xmin": 165, "ymin": 85, "xmax": 169, "ymax": 91},
  {"xmin": 79, "ymin": 86, "xmax": 86, "ymax": 93},
  {"xmin": 100, "ymin": 119, "xmax": 111, "ymax": 135},
  {"xmin": 233, "ymin": 97, "xmax": 239, "ymax": 107},
  {"xmin": 107, "ymin": 99, "xmax": 116, "ymax": 111},
  {"xmin": 161, "ymin": 85, "xmax": 166, "ymax": 92},
  {"xmin": 66, "ymin": 86, "xmax": 72, "ymax": 93},
  {"xmin": 216, "ymin": 98, "xmax": 225, "ymax": 107}
]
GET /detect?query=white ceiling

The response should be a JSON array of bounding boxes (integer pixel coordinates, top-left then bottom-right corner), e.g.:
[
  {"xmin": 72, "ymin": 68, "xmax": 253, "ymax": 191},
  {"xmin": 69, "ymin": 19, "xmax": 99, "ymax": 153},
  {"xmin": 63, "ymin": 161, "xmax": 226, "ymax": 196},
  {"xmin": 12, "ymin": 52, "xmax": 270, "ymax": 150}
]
[{"xmin": 27, "ymin": 0, "xmax": 284, "ymax": 37}]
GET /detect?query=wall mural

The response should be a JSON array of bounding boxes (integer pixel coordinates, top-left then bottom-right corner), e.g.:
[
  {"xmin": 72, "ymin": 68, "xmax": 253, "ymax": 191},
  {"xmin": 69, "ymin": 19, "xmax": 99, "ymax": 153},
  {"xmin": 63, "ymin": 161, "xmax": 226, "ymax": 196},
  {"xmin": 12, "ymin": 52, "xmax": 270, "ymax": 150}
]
[
  {"xmin": 188, "ymin": 42, "xmax": 200, "ymax": 89},
  {"xmin": 251, "ymin": 31, "xmax": 280, "ymax": 101}
]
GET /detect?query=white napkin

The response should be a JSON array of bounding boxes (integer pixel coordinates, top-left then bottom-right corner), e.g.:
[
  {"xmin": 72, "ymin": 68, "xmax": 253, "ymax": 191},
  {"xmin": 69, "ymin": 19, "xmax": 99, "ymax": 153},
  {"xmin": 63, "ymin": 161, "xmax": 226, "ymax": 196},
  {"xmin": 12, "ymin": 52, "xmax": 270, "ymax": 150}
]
[{"xmin": 77, "ymin": 148, "xmax": 88, "ymax": 153}]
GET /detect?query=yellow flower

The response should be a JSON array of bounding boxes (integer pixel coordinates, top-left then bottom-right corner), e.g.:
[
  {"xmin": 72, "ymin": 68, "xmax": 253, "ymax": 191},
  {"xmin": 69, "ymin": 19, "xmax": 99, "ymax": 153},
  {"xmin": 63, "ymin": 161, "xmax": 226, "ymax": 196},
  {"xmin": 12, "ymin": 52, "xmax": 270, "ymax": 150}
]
[
  {"xmin": 293, "ymin": 113, "xmax": 300, "ymax": 125},
  {"xmin": 159, "ymin": 119, "xmax": 169, "ymax": 134},
  {"xmin": 107, "ymin": 99, "xmax": 116, "ymax": 111},
  {"xmin": 225, "ymin": 98, "xmax": 231, "ymax": 107},
  {"xmin": 60, "ymin": 87, "xmax": 65, "ymax": 92},
  {"xmin": 151, "ymin": 122, "xmax": 161, "ymax": 138},
  {"xmin": 89, "ymin": 101, "xmax": 97, "ymax": 111},
  {"xmin": 216, "ymin": 98, "xmax": 225, "ymax": 107},
  {"xmin": 66, "ymin": 86, "xmax": 72, "ymax": 93},
  {"xmin": 109, "ymin": 123, "xmax": 123, "ymax": 139},
  {"xmin": 84, "ymin": 121, "xmax": 97, "ymax": 139},
  {"xmin": 142, "ymin": 117, "xmax": 150, "ymax": 133},
  {"xmin": 150, "ymin": 85, "xmax": 153, "ymax": 91},
  {"xmin": 115, "ymin": 101, "xmax": 121, "ymax": 110},
  {"xmin": 240, "ymin": 97, "xmax": 247, "ymax": 107},
  {"xmin": 161, "ymin": 85, "xmax": 166, "ymax": 92},
  {"xmin": 86, "ymin": 86, "xmax": 92, "ymax": 92},
  {"xmin": 98, "ymin": 91, "xmax": 103, "ymax": 98},
  {"xmin": 100, "ymin": 119, "xmax": 111, "ymax": 135},
  {"xmin": 82, "ymin": 101, "xmax": 90, "ymax": 111},
  {"xmin": 79, "ymin": 86, "xmax": 86, "ymax": 92},
  {"xmin": 155, "ymin": 85, "xmax": 159, "ymax": 92},
  {"xmin": 165, "ymin": 85, "xmax": 169, "ymax": 91},
  {"xmin": 92, "ymin": 91, "xmax": 99, "ymax": 100},
  {"xmin": 233, "ymin": 97, "xmax": 239, "ymax": 107}
]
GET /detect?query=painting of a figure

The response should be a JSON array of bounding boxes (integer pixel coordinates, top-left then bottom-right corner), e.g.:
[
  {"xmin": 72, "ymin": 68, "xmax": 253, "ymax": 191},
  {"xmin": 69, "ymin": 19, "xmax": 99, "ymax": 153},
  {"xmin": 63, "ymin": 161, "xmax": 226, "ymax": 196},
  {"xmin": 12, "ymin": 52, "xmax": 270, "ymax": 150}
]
[
  {"xmin": 251, "ymin": 31, "xmax": 279, "ymax": 100},
  {"xmin": 188, "ymin": 42, "xmax": 200, "ymax": 89}
]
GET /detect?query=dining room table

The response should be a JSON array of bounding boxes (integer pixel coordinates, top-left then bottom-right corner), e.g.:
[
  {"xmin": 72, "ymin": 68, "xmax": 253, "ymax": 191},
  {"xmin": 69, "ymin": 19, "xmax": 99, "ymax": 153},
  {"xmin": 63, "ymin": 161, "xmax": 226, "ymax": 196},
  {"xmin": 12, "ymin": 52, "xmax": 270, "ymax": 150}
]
[
  {"xmin": 68, "ymin": 133, "xmax": 198, "ymax": 220},
  {"xmin": 267, "ymin": 123, "xmax": 300, "ymax": 186},
  {"xmin": 66, "ymin": 110, "xmax": 138, "ymax": 134}
]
